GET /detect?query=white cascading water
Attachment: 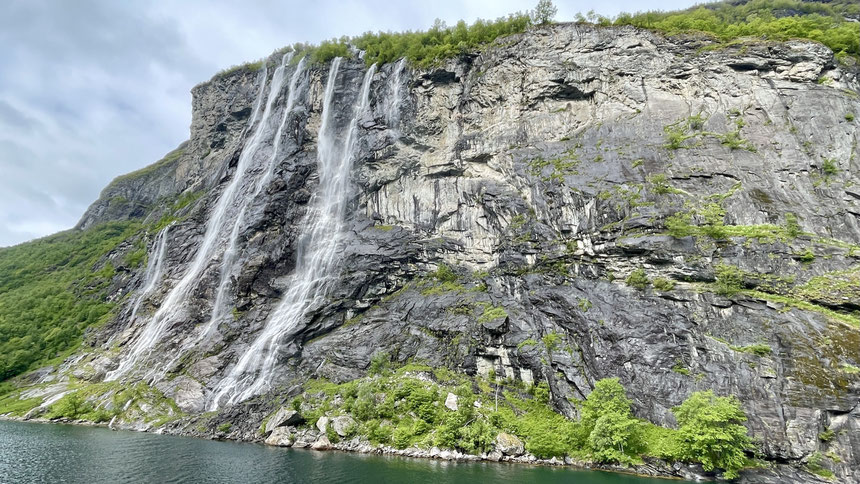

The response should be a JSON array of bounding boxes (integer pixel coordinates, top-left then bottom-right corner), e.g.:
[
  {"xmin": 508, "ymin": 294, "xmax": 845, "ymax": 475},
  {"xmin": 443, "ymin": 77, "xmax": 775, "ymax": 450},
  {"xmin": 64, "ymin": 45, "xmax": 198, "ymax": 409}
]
[
  {"xmin": 203, "ymin": 56, "xmax": 309, "ymax": 342},
  {"xmin": 107, "ymin": 55, "xmax": 294, "ymax": 382},
  {"xmin": 209, "ymin": 60, "xmax": 378, "ymax": 409},
  {"xmin": 386, "ymin": 58, "xmax": 406, "ymax": 128},
  {"xmin": 126, "ymin": 225, "xmax": 171, "ymax": 324}
]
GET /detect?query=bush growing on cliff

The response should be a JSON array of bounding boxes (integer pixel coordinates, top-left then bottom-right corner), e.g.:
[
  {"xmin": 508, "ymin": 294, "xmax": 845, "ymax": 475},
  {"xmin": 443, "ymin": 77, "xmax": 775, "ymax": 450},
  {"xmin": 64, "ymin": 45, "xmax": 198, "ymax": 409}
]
[
  {"xmin": 673, "ymin": 390, "xmax": 752, "ymax": 479},
  {"xmin": 625, "ymin": 268, "xmax": 650, "ymax": 290},
  {"xmin": 715, "ymin": 264, "xmax": 745, "ymax": 297}
]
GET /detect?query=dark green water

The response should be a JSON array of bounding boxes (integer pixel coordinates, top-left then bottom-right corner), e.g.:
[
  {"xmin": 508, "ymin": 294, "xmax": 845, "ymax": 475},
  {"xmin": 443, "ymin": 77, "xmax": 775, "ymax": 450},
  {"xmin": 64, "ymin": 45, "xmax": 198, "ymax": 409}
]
[{"xmin": 0, "ymin": 420, "xmax": 680, "ymax": 483}]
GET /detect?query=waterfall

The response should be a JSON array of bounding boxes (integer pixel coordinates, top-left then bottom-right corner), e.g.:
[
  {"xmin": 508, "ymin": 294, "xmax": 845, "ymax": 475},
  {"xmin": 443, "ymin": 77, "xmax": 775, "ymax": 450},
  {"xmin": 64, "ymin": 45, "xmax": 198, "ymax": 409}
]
[
  {"xmin": 104, "ymin": 224, "xmax": 171, "ymax": 354},
  {"xmin": 107, "ymin": 55, "xmax": 293, "ymax": 382},
  {"xmin": 209, "ymin": 60, "xmax": 378, "ymax": 409},
  {"xmin": 386, "ymin": 58, "xmax": 407, "ymax": 128},
  {"xmin": 127, "ymin": 225, "xmax": 171, "ymax": 324},
  {"xmin": 204, "ymin": 56, "xmax": 309, "ymax": 342}
]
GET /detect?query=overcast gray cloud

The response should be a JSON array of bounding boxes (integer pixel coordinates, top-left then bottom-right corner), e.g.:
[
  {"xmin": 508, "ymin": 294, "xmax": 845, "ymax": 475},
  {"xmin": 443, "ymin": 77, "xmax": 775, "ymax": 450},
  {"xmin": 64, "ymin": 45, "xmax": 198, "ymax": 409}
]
[{"xmin": 0, "ymin": 0, "xmax": 698, "ymax": 247}]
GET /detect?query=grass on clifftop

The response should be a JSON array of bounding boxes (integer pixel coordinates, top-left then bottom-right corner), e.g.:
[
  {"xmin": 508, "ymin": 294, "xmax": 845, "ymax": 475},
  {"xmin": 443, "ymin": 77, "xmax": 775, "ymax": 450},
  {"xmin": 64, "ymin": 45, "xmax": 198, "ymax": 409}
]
[
  {"xmin": 615, "ymin": 0, "xmax": 859, "ymax": 60},
  {"xmin": 0, "ymin": 221, "xmax": 141, "ymax": 381},
  {"xmin": 214, "ymin": 0, "xmax": 858, "ymax": 80}
]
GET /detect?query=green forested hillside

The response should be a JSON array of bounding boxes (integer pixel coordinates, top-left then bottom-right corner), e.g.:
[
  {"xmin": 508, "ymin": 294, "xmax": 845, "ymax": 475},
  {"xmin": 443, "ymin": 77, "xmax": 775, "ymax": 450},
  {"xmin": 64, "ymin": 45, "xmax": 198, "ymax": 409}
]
[{"xmin": 0, "ymin": 222, "xmax": 140, "ymax": 381}]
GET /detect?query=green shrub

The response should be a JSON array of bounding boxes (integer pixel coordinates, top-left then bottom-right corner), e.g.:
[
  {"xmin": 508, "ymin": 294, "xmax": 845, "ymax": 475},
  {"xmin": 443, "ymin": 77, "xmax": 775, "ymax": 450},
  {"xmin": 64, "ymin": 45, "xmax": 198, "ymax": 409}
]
[
  {"xmin": 459, "ymin": 418, "xmax": 497, "ymax": 453},
  {"xmin": 715, "ymin": 264, "xmax": 745, "ymax": 297},
  {"xmin": 821, "ymin": 158, "xmax": 839, "ymax": 176},
  {"xmin": 735, "ymin": 343, "xmax": 772, "ymax": 357},
  {"xmin": 478, "ymin": 305, "xmax": 508, "ymax": 323},
  {"xmin": 352, "ymin": 14, "xmax": 532, "ymax": 68},
  {"xmin": 699, "ymin": 203, "xmax": 727, "ymax": 239},
  {"xmin": 533, "ymin": 382, "xmax": 551, "ymax": 404},
  {"xmin": 365, "ymin": 420, "xmax": 394, "ymax": 444},
  {"xmin": 807, "ymin": 451, "xmax": 835, "ymax": 479},
  {"xmin": 48, "ymin": 392, "xmax": 91, "ymax": 419},
  {"xmin": 653, "ymin": 277, "xmax": 676, "ymax": 291},
  {"xmin": 542, "ymin": 333, "xmax": 562, "ymax": 353},
  {"xmin": 640, "ymin": 423, "xmax": 683, "ymax": 461},
  {"xmin": 797, "ymin": 249, "xmax": 815, "ymax": 263},
  {"xmin": 846, "ymin": 113, "xmax": 855, "ymax": 122},
  {"xmin": 589, "ymin": 411, "xmax": 640, "ymax": 464},
  {"xmin": 647, "ymin": 174, "xmax": 681, "ymax": 195},
  {"xmin": 673, "ymin": 390, "xmax": 752, "ymax": 479},
  {"xmin": 784, "ymin": 213, "xmax": 801, "ymax": 238},
  {"xmin": 625, "ymin": 268, "xmax": 650, "ymax": 290},
  {"xmin": 580, "ymin": 378, "xmax": 641, "ymax": 464},
  {"xmin": 368, "ymin": 352, "xmax": 392, "ymax": 375},
  {"xmin": 578, "ymin": 298, "xmax": 592, "ymax": 312},
  {"xmin": 663, "ymin": 124, "xmax": 690, "ymax": 149},
  {"xmin": 532, "ymin": 0, "xmax": 557, "ymax": 25},
  {"xmin": 666, "ymin": 212, "xmax": 695, "ymax": 238}
]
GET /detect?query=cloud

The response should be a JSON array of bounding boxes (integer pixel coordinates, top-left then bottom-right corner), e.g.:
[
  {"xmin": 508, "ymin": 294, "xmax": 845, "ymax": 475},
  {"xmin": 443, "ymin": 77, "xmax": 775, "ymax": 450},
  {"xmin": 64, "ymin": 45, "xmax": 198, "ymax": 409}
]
[{"xmin": 0, "ymin": 0, "xmax": 699, "ymax": 247}]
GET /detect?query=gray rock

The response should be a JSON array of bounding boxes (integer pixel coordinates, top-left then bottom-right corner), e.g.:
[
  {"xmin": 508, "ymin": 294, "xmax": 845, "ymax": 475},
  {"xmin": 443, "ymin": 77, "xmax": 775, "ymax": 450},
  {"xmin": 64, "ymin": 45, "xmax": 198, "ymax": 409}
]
[
  {"xmin": 495, "ymin": 432, "xmax": 525, "ymax": 456},
  {"xmin": 330, "ymin": 416, "xmax": 355, "ymax": 437},
  {"xmin": 315, "ymin": 416, "xmax": 329, "ymax": 434},
  {"xmin": 444, "ymin": 392, "xmax": 458, "ymax": 411},
  {"xmin": 265, "ymin": 408, "xmax": 303, "ymax": 435},
  {"xmin": 19, "ymin": 21, "xmax": 860, "ymax": 484},
  {"xmin": 311, "ymin": 436, "xmax": 332, "ymax": 451},
  {"xmin": 264, "ymin": 427, "xmax": 293, "ymax": 447}
]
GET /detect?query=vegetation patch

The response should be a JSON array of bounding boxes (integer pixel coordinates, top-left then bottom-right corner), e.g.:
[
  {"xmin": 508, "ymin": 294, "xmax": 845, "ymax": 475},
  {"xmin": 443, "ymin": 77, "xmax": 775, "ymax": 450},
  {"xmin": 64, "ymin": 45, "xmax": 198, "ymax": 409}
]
[
  {"xmin": 108, "ymin": 146, "xmax": 185, "ymax": 187},
  {"xmin": 0, "ymin": 221, "xmax": 142, "ymax": 381},
  {"xmin": 292, "ymin": 366, "xmax": 753, "ymax": 477},
  {"xmin": 615, "ymin": 0, "xmax": 860, "ymax": 61},
  {"xmin": 527, "ymin": 149, "xmax": 580, "ymax": 183},
  {"xmin": 625, "ymin": 268, "xmax": 650, "ymax": 290}
]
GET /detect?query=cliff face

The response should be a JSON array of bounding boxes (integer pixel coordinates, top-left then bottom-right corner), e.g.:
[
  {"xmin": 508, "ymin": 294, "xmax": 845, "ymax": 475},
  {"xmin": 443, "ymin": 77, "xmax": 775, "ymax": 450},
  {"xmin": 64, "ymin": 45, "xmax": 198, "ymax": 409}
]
[{"xmin": 15, "ymin": 24, "xmax": 860, "ymax": 482}]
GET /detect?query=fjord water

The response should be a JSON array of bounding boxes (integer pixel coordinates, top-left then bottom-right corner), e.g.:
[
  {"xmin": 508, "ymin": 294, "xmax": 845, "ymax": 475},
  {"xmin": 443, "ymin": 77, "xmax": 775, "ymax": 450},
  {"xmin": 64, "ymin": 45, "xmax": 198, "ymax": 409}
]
[{"xmin": 0, "ymin": 421, "xmax": 680, "ymax": 484}]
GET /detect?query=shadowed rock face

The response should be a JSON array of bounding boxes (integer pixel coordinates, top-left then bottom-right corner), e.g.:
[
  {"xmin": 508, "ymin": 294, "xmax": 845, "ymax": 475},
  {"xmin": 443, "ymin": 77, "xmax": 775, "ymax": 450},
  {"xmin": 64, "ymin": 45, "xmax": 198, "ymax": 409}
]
[{"xmin": 52, "ymin": 23, "xmax": 860, "ymax": 482}]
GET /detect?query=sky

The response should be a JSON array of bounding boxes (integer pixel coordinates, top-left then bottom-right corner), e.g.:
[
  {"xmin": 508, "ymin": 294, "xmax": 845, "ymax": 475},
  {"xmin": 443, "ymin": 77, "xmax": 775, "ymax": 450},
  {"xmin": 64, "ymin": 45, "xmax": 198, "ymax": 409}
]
[{"xmin": 0, "ymin": 0, "xmax": 700, "ymax": 247}]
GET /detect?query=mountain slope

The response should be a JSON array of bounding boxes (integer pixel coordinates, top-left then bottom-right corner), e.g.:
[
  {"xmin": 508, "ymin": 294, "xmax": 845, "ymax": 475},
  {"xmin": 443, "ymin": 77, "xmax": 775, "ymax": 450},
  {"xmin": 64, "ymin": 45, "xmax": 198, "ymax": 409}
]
[{"xmin": 1, "ymin": 4, "xmax": 860, "ymax": 482}]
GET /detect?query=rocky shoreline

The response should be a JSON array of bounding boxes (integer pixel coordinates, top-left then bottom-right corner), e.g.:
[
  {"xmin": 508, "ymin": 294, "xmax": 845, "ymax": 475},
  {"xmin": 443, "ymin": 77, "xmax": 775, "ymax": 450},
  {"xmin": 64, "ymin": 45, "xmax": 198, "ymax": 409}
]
[
  {"xmin": 1, "ymin": 409, "xmax": 831, "ymax": 483},
  {"xmin": 1, "ymin": 414, "xmax": 698, "ymax": 481}
]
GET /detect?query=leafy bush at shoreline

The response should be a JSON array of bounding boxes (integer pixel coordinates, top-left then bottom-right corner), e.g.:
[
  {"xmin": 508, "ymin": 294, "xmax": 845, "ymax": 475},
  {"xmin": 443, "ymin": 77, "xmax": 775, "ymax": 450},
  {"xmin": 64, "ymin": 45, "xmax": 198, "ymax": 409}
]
[{"xmin": 289, "ymin": 364, "xmax": 752, "ymax": 476}]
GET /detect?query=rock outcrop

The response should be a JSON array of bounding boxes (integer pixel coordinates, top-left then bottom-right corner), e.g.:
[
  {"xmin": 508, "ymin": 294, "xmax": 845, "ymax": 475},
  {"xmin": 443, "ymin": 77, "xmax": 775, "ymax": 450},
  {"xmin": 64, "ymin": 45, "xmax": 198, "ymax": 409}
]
[{"xmin": 11, "ymin": 23, "xmax": 860, "ymax": 483}]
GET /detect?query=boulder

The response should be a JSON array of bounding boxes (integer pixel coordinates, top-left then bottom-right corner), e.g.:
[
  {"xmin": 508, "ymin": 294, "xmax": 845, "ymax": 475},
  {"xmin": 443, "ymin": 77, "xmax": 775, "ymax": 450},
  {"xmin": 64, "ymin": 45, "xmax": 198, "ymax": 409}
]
[
  {"xmin": 494, "ymin": 432, "xmax": 524, "ymax": 456},
  {"xmin": 265, "ymin": 407, "xmax": 303, "ymax": 435},
  {"xmin": 316, "ymin": 416, "xmax": 329, "ymax": 433},
  {"xmin": 331, "ymin": 416, "xmax": 355, "ymax": 437},
  {"xmin": 311, "ymin": 435, "xmax": 331, "ymax": 450},
  {"xmin": 264, "ymin": 426, "xmax": 293, "ymax": 447},
  {"xmin": 444, "ymin": 392, "xmax": 458, "ymax": 411},
  {"xmin": 292, "ymin": 429, "xmax": 318, "ymax": 448}
]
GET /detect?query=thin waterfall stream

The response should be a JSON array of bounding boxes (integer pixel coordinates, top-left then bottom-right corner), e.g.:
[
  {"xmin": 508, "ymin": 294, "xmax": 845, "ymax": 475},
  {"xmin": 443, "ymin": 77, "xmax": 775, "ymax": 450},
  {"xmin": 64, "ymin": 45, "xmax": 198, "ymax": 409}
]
[
  {"xmin": 107, "ymin": 55, "xmax": 293, "ymax": 381},
  {"xmin": 209, "ymin": 61, "xmax": 378, "ymax": 409}
]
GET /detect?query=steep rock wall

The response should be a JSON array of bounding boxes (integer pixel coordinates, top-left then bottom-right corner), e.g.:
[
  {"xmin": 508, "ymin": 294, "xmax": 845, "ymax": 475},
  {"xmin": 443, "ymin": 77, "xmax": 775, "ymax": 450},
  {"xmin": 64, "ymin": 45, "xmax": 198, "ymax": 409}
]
[{"xmin": 23, "ymin": 24, "xmax": 860, "ymax": 482}]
